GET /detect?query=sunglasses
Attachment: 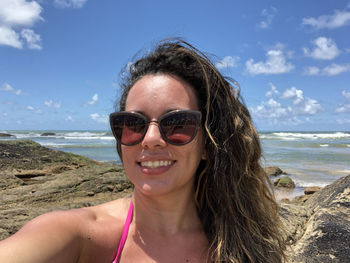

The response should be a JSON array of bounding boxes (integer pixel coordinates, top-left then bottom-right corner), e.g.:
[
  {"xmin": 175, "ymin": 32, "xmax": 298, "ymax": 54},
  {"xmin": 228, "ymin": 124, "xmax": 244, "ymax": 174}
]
[{"xmin": 109, "ymin": 110, "xmax": 202, "ymax": 146}]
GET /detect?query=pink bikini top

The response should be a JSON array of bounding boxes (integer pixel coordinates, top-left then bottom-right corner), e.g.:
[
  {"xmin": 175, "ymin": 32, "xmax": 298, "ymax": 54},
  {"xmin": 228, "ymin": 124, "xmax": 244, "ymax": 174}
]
[{"xmin": 112, "ymin": 201, "xmax": 134, "ymax": 263}]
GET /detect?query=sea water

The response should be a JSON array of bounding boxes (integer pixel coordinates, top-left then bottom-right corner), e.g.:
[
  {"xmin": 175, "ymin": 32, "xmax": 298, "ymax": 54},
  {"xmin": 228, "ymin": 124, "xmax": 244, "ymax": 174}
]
[{"xmin": 1, "ymin": 130, "xmax": 349, "ymax": 190}]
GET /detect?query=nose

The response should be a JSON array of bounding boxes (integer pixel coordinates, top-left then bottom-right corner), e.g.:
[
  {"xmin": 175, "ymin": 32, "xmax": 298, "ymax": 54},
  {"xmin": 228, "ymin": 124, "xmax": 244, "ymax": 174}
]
[{"xmin": 140, "ymin": 121, "xmax": 167, "ymax": 149}]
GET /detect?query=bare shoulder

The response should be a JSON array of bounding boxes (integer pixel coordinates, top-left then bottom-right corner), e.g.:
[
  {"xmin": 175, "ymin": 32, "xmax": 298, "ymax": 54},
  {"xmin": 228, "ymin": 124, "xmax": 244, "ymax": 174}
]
[
  {"xmin": 0, "ymin": 198, "xmax": 132, "ymax": 263},
  {"xmin": 74, "ymin": 198, "xmax": 133, "ymax": 262}
]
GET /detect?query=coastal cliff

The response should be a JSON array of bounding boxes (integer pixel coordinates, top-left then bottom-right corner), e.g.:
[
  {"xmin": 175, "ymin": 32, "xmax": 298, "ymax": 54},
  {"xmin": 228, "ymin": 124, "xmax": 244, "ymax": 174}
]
[{"xmin": 0, "ymin": 140, "xmax": 349, "ymax": 262}]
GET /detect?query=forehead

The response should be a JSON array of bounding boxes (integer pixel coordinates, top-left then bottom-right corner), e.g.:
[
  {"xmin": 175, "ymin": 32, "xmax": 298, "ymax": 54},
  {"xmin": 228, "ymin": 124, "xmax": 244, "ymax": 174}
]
[{"xmin": 125, "ymin": 74, "xmax": 199, "ymax": 112}]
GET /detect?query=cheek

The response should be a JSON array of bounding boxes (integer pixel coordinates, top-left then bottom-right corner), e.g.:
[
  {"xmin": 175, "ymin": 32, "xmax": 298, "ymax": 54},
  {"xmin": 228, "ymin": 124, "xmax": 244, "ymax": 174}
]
[
  {"xmin": 121, "ymin": 146, "xmax": 136, "ymax": 166},
  {"xmin": 181, "ymin": 138, "xmax": 206, "ymax": 166}
]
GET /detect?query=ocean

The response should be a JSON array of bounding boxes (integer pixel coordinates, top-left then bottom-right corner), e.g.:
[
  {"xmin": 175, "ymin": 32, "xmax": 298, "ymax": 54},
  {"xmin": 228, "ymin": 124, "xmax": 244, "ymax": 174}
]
[{"xmin": 1, "ymin": 130, "xmax": 349, "ymax": 198}]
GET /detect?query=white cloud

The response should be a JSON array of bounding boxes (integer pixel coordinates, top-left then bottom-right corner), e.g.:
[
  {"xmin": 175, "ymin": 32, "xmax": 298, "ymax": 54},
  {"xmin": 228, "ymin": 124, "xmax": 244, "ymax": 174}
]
[
  {"xmin": 250, "ymin": 98, "xmax": 289, "ymax": 119},
  {"xmin": 342, "ymin": 90, "xmax": 350, "ymax": 99},
  {"xmin": 54, "ymin": 0, "xmax": 87, "ymax": 8},
  {"xmin": 303, "ymin": 66, "xmax": 321, "ymax": 76},
  {"xmin": 245, "ymin": 49, "xmax": 294, "ymax": 75},
  {"xmin": 216, "ymin": 56, "xmax": 240, "ymax": 69},
  {"xmin": 21, "ymin": 28, "xmax": 42, "ymax": 50},
  {"xmin": 90, "ymin": 113, "xmax": 108, "ymax": 124},
  {"xmin": 303, "ymin": 37, "xmax": 340, "ymax": 60},
  {"xmin": 281, "ymin": 87, "xmax": 304, "ymax": 104},
  {"xmin": 258, "ymin": 6, "xmax": 278, "ymax": 29},
  {"xmin": 65, "ymin": 115, "xmax": 74, "ymax": 122},
  {"xmin": 2, "ymin": 112, "xmax": 8, "ymax": 117},
  {"xmin": 323, "ymin": 63, "xmax": 350, "ymax": 75},
  {"xmin": 0, "ymin": 0, "xmax": 43, "ymax": 49},
  {"xmin": 251, "ymin": 86, "xmax": 322, "ymax": 125},
  {"xmin": 0, "ymin": 26, "xmax": 22, "ymax": 48},
  {"xmin": 280, "ymin": 87, "xmax": 322, "ymax": 114},
  {"xmin": 1, "ymin": 82, "xmax": 22, "ymax": 95},
  {"xmin": 335, "ymin": 90, "xmax": 350, "ymax": 113},
  {"xmin": 44, "ymin": 100, "xmax": 61, "ymax": 108},
  {"xmin": 0, "ymin": 0, "xmax": 42, "ymax": 27},
  {"xmin": 54, "ymin": 102, "xmax": 61, "ymax": 108},
  {"xmin": 335, "ymin": 104, "xmax": 350, "ymax": 113},
  {"xmin": 304, "ymin": 64, "xmax": 350, "ymax": 76},
  {"xmin": 44, "ymin": 100, "xmax": 52, "ymax": 107},
  {"xmin": 265, "ymin": 82, "xmax": 279, "ymax": 97},
  {"xmin": 297, "ymin": 98, "xmax": 323, "ymax": 115},
  {"xmin": 27, "ymin": 105, "xmax": 42, "ymax": 113},
  {"xmin": 87, "ymin": 93, "xmax": 98, "ymax": 105},
  {"xmin": 302, "ymin": 8, "xmax": 350, "ymax": 29}
]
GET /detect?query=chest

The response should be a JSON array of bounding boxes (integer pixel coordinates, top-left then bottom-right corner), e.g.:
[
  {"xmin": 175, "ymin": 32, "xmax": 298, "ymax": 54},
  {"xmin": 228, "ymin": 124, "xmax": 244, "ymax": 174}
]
[{"xmin": 118, "ymin": 230, "xmax": 210, "ymax": 263}]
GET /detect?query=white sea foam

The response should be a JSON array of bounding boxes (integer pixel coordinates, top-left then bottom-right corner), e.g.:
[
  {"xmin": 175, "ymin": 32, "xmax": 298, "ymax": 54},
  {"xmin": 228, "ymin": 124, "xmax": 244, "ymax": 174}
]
[
  {"xmin": 64, "ymin": 131, "xmax": 105, "ymax": 137},
  {"xmin": 262, "ymin": 132, "xmax": 350, "ymax": 140},
  {"xmin": 320, "ymin": 144, "xmax": 329, "ymax": 147},
  {"xmin": 40, "ymin": 142, "xmax": 72, "ymax": 147},
  {"xmin": 63, "ymin": 136, "xmax": 114, "ymax": 140},
  {"xmin": 294, "ymin": 180, "xmax": 329, "ymax": 188},
  {"xmin": 335, "ymin": 169, "xmax": 350, "ymax": 175},
  {"xmin": 12, "ymin": 132, "xmax": 42, "ymax": 138}
]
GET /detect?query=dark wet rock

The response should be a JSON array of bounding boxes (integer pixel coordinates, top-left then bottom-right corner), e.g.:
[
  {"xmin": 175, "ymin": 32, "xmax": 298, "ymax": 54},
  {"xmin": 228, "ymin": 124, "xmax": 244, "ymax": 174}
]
[
  {"xmin": 0, "ymin": 133, "xmax": 14, "ymax": 137},
  {"xmin": 40, "ymin": 132, "xmax": 56, "ymax": 136},
  {"xmin": 304, "ymin": 186, "xmax": 322, "ymax": 195},
  {"xmin": 265, "ymin": 166, "xmax": 286, "ymax": 176},
  {"xmin": 274, "ymin": 176, "xmax": 296, "ymax": 189},
  {"xmin": 281, "ymin": 175, "xmax": 350, "ymax": 263},
  {"xmin": 14, "ymin": 170, "xmax": 47, "ymax": 179}
]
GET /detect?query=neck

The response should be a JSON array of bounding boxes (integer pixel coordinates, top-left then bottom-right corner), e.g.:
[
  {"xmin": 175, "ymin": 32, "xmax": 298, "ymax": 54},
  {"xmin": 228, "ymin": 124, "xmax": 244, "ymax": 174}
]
[{"xmin": 132, "ymin": 188, "xmax": 202, "ymax": 236}]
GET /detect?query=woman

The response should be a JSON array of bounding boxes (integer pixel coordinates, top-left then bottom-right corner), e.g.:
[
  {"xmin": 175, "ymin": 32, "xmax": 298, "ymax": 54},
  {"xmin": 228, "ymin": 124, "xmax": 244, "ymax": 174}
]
[{"xmin": 0, "ymin": 39, "xmax": 286, "ymax": 262}]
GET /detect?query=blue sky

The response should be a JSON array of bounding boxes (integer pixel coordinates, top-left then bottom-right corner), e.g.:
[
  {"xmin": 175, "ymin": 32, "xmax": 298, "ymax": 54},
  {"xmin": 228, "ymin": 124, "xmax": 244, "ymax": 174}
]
[{"xmin": 0, "ymin": 0, "xmax": 350, "ymax": 131}]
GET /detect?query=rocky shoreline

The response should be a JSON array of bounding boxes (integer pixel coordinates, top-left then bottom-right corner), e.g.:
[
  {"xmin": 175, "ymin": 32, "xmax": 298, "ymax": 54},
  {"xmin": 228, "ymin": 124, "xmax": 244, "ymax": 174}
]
[
  {"xmin": 0, "ymin": 140, "xmax": 133, "ymax": 239},
  {"xmin": 0, "ymin": 140, "xmax": 349, "ymax": 262}
]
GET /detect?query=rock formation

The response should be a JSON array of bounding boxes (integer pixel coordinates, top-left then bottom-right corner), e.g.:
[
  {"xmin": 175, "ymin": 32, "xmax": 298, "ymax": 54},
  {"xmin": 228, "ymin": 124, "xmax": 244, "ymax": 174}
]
[
  {"xmin": 280, "ymin": 175, "xmax": 350, "ymax": 263},
  {"xmin": 0, "ymin": 140, "xmax": 132, "ymax": 240}
]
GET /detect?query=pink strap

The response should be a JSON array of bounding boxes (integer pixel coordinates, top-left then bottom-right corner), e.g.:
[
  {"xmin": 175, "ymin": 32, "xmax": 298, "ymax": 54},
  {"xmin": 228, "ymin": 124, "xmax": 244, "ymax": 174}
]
[{"xmin": 112, "ymin": 201, "xmax": 133, "ymax": 263}]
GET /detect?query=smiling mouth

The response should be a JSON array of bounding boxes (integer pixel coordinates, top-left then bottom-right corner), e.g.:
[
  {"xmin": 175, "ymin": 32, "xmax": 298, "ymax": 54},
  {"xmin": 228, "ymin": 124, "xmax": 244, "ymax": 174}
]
[{"xmin": 139, "ymin": 160, "xmax": 175, "ymax": 169}]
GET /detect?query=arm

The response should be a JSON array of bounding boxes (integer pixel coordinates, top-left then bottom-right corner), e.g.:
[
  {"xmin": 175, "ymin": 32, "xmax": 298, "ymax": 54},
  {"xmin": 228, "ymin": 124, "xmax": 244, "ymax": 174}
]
[{"xmin": 0, "ymin": 210, "xmax": 83, "ymax": 263}]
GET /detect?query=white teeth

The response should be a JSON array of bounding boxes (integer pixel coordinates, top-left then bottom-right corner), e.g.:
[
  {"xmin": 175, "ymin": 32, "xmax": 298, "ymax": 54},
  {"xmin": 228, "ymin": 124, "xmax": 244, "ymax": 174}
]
[{"xmin": 140, "ymin": 160, "xmax": 173, "ymax": 168}]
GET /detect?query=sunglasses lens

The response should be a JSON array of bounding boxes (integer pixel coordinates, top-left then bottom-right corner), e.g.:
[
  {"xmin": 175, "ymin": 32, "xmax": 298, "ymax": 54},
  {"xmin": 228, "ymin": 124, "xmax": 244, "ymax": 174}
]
[
  {"xmin": 111, "ymin": 114, "xmax": 146, "ymax": 145},
  {"xmin": 160, "ymin": 112, "xmax": 198, "ymax": 145}
]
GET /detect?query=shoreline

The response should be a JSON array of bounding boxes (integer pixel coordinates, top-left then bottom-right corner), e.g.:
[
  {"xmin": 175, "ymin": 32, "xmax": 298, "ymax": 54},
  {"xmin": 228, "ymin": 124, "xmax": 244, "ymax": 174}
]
[
  {"xmin": 0, "ymin": 139, "xmax": 331, "ymax": 203},
  {"xmin": 2, "ymin": 130, "xmax": 349, "ymax": 190}
]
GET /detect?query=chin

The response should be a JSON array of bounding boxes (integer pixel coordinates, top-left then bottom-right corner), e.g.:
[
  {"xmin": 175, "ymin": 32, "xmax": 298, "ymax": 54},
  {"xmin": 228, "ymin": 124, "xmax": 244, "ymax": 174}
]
[{"xmin": 135, "ymin": 182, "xmax": 172, "ymax": 196}]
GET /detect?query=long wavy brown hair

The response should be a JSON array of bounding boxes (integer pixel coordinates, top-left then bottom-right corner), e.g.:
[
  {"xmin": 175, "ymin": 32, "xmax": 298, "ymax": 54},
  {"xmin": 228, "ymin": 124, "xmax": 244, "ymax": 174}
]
[{"xmin": 115, "ymin": 39, "xmax": 286, "ymax": 263}]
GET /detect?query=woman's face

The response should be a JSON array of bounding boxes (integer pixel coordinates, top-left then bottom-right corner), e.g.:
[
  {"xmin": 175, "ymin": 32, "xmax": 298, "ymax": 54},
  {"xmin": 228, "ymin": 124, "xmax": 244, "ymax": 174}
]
[{"xmin": 122, "ymin": 74, "xmax": 206, "ymax": 197}]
